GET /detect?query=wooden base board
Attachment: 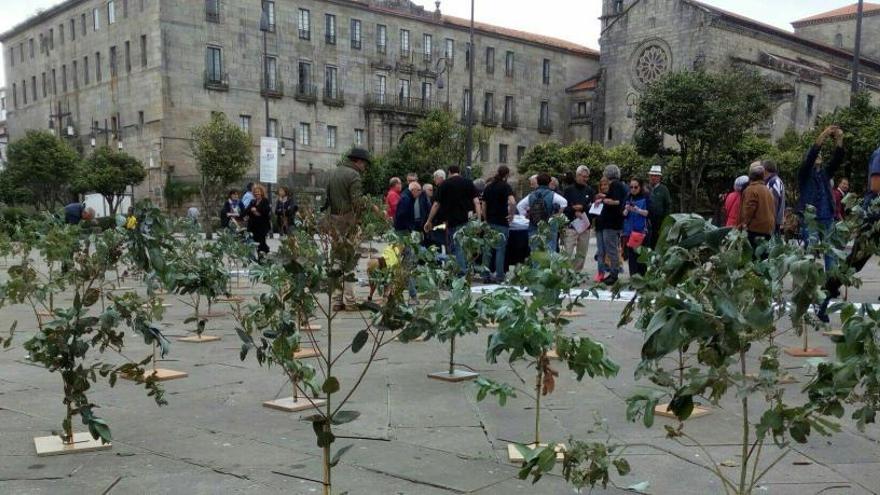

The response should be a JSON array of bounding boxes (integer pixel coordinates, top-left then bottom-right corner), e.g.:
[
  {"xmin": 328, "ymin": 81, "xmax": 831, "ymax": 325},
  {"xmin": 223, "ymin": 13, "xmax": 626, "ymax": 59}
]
[
  {"xmin": 545, "ymin": 349, "xmax": 560, "ymax": 360},
  {"xmin": 482, "ymin": 322, "xmax": 499, "ymax": 329},
  {"xmin": 197, "ymin": 311, "xmax": 228, "ymax": 319},
  {"xmin": 822, "ymin": 329, "xmax": 844, "ymax": 338},
  {"xmin": 745, "ymin": 373, "xmax": 798, "ymax": 385},
  {"xmin": 108, "ymin": 286, "xmax": 135, "ymax": 292},
  {"xmin": 301, "ymin": 323, "xmax": 322, "ymax": 332},
  {"xmin": 560, "ymin": 311, "xmax": 584, "ymax": 318},
  {"xmin": 784, "ymin": 347, "xmax": 828, "ymax": 358},
  {"xmin": 293, "ymin": 348, "xmax": 320, "ymax": 359},
  {"xmin": 427, "ymin": 369, "xmax": 479, "ymax": 382},
  {"xmin": 34, "ymin": 432, "xmax": 111, "ymax": 456},
  {"xmin": 654, "ymin": 403, "xmax": 712, "ymax": 420},
  {"xmin": 262, "ymin": 397, "xmax": 327, "ymax": 413},
  {"xmin": 216, "ymin": 296, "xmax": 246, "ymax": 304},
  {"xmin": 507, "ymin": 443, "xmax": 565, "ymax": 462},
  {"xmin": 122, "ymin": 368, "xmax": 188, "ymax": 382},
  {"xmin": 177, "ymin": 335, "xmax": 221, "ymax": 343}
]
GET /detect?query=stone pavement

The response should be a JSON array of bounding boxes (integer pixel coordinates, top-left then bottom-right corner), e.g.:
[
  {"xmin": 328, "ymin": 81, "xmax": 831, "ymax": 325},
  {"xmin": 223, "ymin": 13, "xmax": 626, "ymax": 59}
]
[{"xmin": 1, "ymin": 240, "xmax": 879, "ymax": 495}]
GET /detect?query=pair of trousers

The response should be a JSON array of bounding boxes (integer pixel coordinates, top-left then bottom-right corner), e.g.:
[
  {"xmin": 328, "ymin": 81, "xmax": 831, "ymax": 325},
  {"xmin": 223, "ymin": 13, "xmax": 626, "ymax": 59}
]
[
  {"xmin": 596, "ymin": 229, "xmax": 621, "ymax": 276},
  {"xmin": 483, "ymin": 224, "xmax": 509, "ymax": 280},
  {"xmin": 801, "ymin": 218, "xmax": 835, "ymax": 270},
  {"xmin": 528, "ymin": 225, "xmax": 559, "ymax": 254},
  {"xmin": 563, "ymin": 227, "xmax": 591, "ymax": 272},
  {"xmin": 447, "ymin": 224, "xmax": 467, "ymax": 274},
  {"xmin": 625, "ymin": 245, "xmax": 646, "ymax": 276}
]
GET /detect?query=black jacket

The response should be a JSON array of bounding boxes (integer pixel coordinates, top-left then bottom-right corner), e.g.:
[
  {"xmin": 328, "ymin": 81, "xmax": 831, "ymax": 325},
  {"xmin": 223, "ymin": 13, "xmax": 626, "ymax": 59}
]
[{"xmin": 394, "ymin": 189, "xmax": 430, "ymax": 232}]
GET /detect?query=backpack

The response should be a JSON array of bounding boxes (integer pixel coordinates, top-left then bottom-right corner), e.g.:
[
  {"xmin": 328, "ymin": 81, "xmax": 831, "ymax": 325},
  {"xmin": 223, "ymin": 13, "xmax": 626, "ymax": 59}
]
[{"xmin": 528, "ymin": 188, "xmax": 555, "ymax": 226}]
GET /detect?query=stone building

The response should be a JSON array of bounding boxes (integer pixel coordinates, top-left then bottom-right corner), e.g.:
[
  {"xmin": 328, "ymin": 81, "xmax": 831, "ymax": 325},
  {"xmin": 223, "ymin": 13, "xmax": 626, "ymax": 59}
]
[
  {"xmin": 0, "ymin": 87, "xmax": 7, "ymax": 168},
  {"xmin": 793, "ymin": 3, "xmax": 880, "ymax": 60},
  {"xmin": 597, "ymin": 0, "xmax": 880, "ymax": 146},
  {"xmin": 0, "ymin": 0, "xmax": 598, "ymax": 204}
]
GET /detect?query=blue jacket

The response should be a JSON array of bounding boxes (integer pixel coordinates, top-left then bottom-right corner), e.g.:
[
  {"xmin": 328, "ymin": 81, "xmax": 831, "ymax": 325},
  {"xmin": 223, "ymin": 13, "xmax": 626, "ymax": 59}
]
[
  {"xmin": 623, "ymin": 194, "xmax": 649, "ymax": 236},
  {"xmin": 797, "ymin": 144, "xmax": 844, "ymax": 222},
  {"xmin": 64, "ymin": 203, "xmax": 86, "ymax": 225},
  {"xmin": 394, "ymin": 189, "xmax": 430, "ymax": 232}
]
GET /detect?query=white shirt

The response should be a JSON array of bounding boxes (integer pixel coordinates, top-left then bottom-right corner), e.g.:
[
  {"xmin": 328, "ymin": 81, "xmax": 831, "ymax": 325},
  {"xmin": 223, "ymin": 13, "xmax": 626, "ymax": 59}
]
[{"xmin": 516, "ymin": 190, "xmax": 568, "ymax": 217}]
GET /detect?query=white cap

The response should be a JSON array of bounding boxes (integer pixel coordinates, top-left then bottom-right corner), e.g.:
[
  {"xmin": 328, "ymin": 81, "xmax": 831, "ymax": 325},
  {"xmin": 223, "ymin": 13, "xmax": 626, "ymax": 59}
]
[{"xmin": 649, "ymin": 165, "xmax": 663, "ymax": 176}]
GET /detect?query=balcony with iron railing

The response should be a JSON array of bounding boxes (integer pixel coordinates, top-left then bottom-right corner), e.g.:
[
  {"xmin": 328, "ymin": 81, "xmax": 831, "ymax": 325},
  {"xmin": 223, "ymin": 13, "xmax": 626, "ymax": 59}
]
[
  {"xmin": 351, "ymin": 39, "xmax": 362, "ymax": 50},
  {"xmin": 325, "ymin": 33, "xmax": 336, "ymax": 45},
  {"xmin": 502, "ymin": 110, "xmax": 518, "ymax": 129},
  {"xmin": 569, "ymin": 111, "xmax": 592, "ymax": 125},
  {"xmin": 364, "ymin": 93, "xmax": 448, "ymax": 115},
  {"xmin": 261, "ymin": 78, "xmax": 284, "ymax": 98},
  {"xmin": 482, "ymin": 110, "xmax": 498, "ymax": 127},
  {"xmin": 203, "ymin": 70, "xmax": 229, "ymax": 91},
  {"xmin": 377, "ymin": 42, "xmax": 387, "ymax": 54},
  {"xmin": 538, "ymin": 118, "xmax": 553, "ymax": 134},
  {"xmin": 298, "ymin": 29, "xmax": 311, "ymax": 40},
  {"xmin": 323, "ymin": 86, "xmax": 345, "ymax": 107},
  {"xmin": 460, "ymin": 110, "xmax": 480, "ymax": 125},
  {"xmin": 423, "ymin": 52, "xmax": 433, "ymax": 64},
  {"xmin": 294, "ymin": 83, "xmax": 318, "ymax": 104},
  {"xmin": 399, "ymin": 49, "xmax": 412, "ymax": 62}
]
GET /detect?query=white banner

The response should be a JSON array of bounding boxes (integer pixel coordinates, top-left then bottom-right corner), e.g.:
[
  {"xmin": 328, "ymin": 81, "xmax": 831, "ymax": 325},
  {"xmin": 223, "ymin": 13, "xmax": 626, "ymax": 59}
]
[{"xmin": 259, "ymin": 137, "xmax": 278, "ymax": 184}]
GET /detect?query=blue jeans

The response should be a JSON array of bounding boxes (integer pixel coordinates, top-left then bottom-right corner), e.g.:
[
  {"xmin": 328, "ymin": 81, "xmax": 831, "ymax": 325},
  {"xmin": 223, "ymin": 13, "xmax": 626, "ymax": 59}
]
[
  {"xmin": 801, "ymin": 218, "xmax": 835, "ymax": 270},
  {"xmin": 483, "ymin": 224, "xmax": 509, "ymax": 281},
  {"xmin": 596, "ymin": 229, "xmax": 621, "ymax": 276},
  {"xmin": 447, "ymin": 224, "xmax": 467, "ymax": 274},
  {"xmin": 528, "ymin": 225, "xmax": 558, "ymax": 253}
]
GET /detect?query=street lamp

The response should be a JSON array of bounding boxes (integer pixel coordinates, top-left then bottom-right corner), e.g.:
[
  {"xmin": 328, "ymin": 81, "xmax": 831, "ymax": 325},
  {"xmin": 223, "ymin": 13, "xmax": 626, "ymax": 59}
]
[
  {"xmin": 117, "ymin": 140, "xmax": 124, "ymax": 151},
  {"xmin": 464, "ymin": 0, "xmax": 475, "ymax": 179},
  {"xmin": 90, "ymin": 134, "xmax": 97, "ymax": 148},
  {"xmin": 434, "ymin": 56, "xmax": 452, "ymax": 110}
]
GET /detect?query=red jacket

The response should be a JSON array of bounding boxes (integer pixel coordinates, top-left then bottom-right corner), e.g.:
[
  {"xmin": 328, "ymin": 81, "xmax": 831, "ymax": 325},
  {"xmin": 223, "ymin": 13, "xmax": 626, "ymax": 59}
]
[
  {"xmin": 832, "ymin": 188, "xmax": 844, "ymax": 221},
  {"xmin": 386, "ymin": 188, "xmax": 401, "ymax": 218},
  {"xmin": 724, "ymin": 192, "xmax": 741, "ymax": 228}
]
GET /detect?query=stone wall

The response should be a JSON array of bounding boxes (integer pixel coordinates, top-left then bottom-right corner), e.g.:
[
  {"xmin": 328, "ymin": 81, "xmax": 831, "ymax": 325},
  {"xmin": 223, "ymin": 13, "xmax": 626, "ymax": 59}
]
[{"xmin": 794, "ymin": 15, "xmax": 880, "ymax": 61}]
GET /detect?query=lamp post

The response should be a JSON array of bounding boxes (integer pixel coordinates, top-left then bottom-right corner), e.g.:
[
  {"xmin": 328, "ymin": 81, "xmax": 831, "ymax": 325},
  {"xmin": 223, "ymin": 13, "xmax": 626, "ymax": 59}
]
[
  {"xmin": 851, "ymin": 0, "xmax": 865, "ymax": 105},
  {"xmin": 464, "ymin": 0, "xmax": 475, "ymax": 179},
  {"xmin": 48, "ymin": 101, "xmax": 73, "ymax": 138},
  {"xmin": 260, "ymin": 3, "xmax": 273, "ymax": 203},
  {"xmin": 90, "ymin": 120, "xmax": 113, "ymax": 148},
  {"xmin": 434, "ymin": 56, "xmax": 452, "ymax": 110}
]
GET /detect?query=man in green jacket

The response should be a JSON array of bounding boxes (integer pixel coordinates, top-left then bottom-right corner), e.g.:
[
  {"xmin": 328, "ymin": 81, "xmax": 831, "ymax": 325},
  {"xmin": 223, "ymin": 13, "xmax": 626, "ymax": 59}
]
[
  {"xmin": 647, "ymin": 165, "xmax": 672, "ymax": 248},
  {"xmin": 325, "ymin": 148, "xmax": 371, "ymax": 311}
]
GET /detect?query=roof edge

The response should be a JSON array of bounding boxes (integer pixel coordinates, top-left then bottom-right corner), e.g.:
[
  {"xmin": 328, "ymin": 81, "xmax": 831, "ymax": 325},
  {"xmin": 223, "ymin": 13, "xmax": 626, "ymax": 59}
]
[
  {"xmin": 0, "ymin": 0, "xmax": 89, "ymax": 42},
  {"xmin": 792, "ymin": 8, "xmax": 880, "ymax": 28}
]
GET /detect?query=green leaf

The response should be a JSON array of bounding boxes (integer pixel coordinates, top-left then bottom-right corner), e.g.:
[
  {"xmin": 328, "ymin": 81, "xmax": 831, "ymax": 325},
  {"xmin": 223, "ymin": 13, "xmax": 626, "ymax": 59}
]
[
  {"xmin": 83, "ymin": 288, "xmax": 101, "ymax": 307},
  {"xmin": 90, "ymin": 418, "xmax": 112, "ymax": 443},
  {"xmin": 613, "ymin": 458, "xmax": 631, "ymax": 476},
  {"xmin": 322, "ymin": 376, "xmax": 340, "ymax": 395},
  {"xmin": 330, "ymin": 444, "xmax": 353, "ymax": 467},
  {"xmin": 351, "ymin": 329, "xmax": 369, "ymax": 354},
  {"xmin": 331, "ymin": 410, "xmax": 361, "ymax": 426}
]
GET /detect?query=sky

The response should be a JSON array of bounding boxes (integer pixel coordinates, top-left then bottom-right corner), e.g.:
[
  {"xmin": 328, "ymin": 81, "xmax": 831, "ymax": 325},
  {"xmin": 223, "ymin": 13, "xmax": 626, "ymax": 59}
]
[{"xmin": 0, "ymin": 0, "xmax": 858, "ymax": 87}]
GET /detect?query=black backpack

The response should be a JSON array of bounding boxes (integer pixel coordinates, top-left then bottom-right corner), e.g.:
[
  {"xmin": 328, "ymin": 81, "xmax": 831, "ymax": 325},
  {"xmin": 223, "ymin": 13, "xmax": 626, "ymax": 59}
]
[{"xmin": 528, "ymin": 188, "xmax": 554, "ymax": 226}]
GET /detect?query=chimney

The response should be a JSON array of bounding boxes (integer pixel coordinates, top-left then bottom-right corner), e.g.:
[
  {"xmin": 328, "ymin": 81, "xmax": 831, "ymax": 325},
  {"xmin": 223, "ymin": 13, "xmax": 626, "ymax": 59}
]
[{"xmin": 434, "ymin": 1, "xmax": 442, "ymax": 20}]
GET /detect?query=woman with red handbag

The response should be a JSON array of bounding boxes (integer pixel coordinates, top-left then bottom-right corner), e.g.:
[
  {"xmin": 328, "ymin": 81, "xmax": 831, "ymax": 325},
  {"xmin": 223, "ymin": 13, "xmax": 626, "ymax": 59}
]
[{"xmin": 623, "ymin": 177, "xmax": 650, "ymax": 277}]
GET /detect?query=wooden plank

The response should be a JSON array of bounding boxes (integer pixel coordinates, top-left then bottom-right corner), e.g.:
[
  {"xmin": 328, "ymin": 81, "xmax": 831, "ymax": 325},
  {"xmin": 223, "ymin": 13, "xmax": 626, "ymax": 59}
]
[{"xmin": 34, "ymin": 432, "xmax": 112, "ymax": 456}]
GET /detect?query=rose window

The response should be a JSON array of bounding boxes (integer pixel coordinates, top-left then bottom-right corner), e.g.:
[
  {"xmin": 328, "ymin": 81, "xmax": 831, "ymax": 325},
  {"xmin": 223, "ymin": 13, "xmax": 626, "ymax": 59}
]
[{"xmin": 635, "ymin": 45, "xmax": 670, "ymax": 85}]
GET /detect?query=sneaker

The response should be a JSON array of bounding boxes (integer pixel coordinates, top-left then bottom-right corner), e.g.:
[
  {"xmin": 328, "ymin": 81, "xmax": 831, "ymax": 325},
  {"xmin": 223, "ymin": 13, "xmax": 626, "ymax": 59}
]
[{"xmin": 603, "ymin": 275, "xmax": 618, "ymax": 286}]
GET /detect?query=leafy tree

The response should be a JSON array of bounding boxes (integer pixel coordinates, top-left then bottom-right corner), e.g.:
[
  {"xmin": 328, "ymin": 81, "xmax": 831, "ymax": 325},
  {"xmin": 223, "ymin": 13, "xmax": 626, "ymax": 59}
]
[
  {"xmin": 636, "ymin": 69, "xmax": 773, "ymax": 212},
  {"xmin": 0, "ymin": 130, "xmax": 80, "ymax": 210},
  {"xmin": 190, "ymin": 113, "xmax": 253, "ymax": 238},
  {"xmin": 72, "ymin": 146, "xmax": 146, "ymax": 215},
  {"xmin": 163, "ymin": 177, "xmax": 200, "ymax": 215},
  {"xmin": 518, "ymin": 141, "xmax": 649, "ymax": 188},
  {"xmin": 811, "ymin": 91, "xmax": 880, "ymax": 193}
]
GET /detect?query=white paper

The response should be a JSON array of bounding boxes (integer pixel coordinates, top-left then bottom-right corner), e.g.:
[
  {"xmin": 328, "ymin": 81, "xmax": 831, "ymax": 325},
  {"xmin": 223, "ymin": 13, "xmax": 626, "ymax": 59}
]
[
  {"xmin": 571, "ymin": 217, "xmax": 590, "ymax": 234},
  {"xmin": 588, "ymin": 202, "xmax": 604, "ymax": 216}
]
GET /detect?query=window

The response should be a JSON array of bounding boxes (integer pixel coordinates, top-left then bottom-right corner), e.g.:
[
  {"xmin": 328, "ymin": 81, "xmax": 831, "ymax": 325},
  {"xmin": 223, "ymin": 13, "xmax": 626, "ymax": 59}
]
[
  {"xmin": 484, "ymin": 92, "xmax": 495, "ymax": 118},
  {"xmin": 62, "ymin": 64, "xmax": 69, "ymax": 91},
  {"xmin": 376, "ymin": 74, "xmax": 387, "ymax": 103},
  {"xmin": 206, "ymin": 0, "xmax": 220, "ymax": 22},
  {"xmin": 540, "ymin": 101, "xmax": 550, "ymax": 125},
  {"xmin": 422, "ymin": 81, "xmax": 432, "ymax": 102},
  {"xmin": 613, "ymin": 0, "xmax": 624, "ymax": 13},
  {"xmin": 23, "ymin": 80, "xmax": 28, "ymax": 105},
  {"xmin": 51, "ymin": 69, "xmax": 57, "ymax": 94},
  {"xmin": 423, "ymin": 33, "xmax": 432, "ymax": 62},
  {"xmin": 140, "ymin": 0, "xmax": 146, "ymax": 12},
  {"xmin": 351, "ymin": 19, "xmax": 362, "ymax": 49},
  {"xmin": 445, "ymin": 38, "xmax": 454, "ymax": 64},
  {"xmin": 19, "ymin": 42, "xmax": 24, "ymax": 63},
  {"xmin": 140, "ymin": 35, "xmax": 147, "ymax": 67},
  {"xmin": 264, "ymin": 56, "xmax": 278, "ymax": 90},
  {"xmin": 108, "ymin": 1, "xmax": 116, "ymax": 24},
  {"xmin": 607, "ymin": 126, "xmax": 613, "ymax": 141},
  {"xmin": 400, "ymin": 29, "xmax": 410, "ymax": 58},
  {"xmin": 505, "ymin": 51, "xmax": 514, "ymax": 77},
  {"xmin": 355, "ymin": 128, "xmax": 364, "ymax": 146},
  {"xmin": 480, "ymin": 142, "xmax": 489, "ymax": 163},
  {"xmin": 60, "ymin": 24, "xmax": 64, "ymax": 45},
  {"xmin": 517, "ymin": 146, "xmax": 526, "ymax": 162},
  {"xmin": 81, "ymin": 14, "xmax": 87, "ymax": 36},
  {"xmin": 111, "ymin": 116, "xmax": 118, "ymax": 134},
  {"xmin": 239, "ymin": 115, "xmax": 251, "ymax": 134},
  {"xmin": 834, "ymin": 33, "xmax": 843, "ymax": 48},
  {"xmin": 70, "ymin": 19, "xmax": 75, "ymax": 41},
  {"xmin": 324, "ymin": 65, "xmax": 338, "ymax": 98},
  {"xmin": 299, "ymin": 123, "xmax": 311, "ymax": 145},
  {"xmin": 577, "ymin": 101, "xmax": 588, "ymax": 116},
  {"xmin": 138, "ymin": 111, "xmax": 144, "ymax": 126},
  {"xmin": 542, "ymin": 59, "xmax": 550, "ymax": 85},
  {"xmin": 298, "ymin": 61, "xmax": 312, "ymax": 91},
  {"xmin": 206, "ymin": 46, "xmax": 223, "ymax": 82},
  {"xmin": 298, "ymin": 9, "xmax": 311, "ymax": 39},
  {"xmin": 327, "ymin": 125, "xmax": 337, "ymax": 149},
  {"xmin": 11, "ymin": 84, "xmax": 16, "ymax": 108},
  {"xmin": 262, "ymin": 1, "xmax": 275, "ymax": 32},
  {"xmin": 324, "ymin": 14, "xmax": 336, "ymax": 44},
  {"xmin": 499, "ymin": 144, "xmax": 508, "ymax": 164},
  {"xmin": 465, "ymin": 42, "xmax": 471, "ymax": 69},
  {"xmin": 49, "ymin": 28, "xmax": 54, "ymax": 50},
  {"xmin": 486, "ymin": 47, "xmax": 494, "ymax": 74},
  {"xmin": 110, "ymin": 46, "xmax": 118, "ymax": 76},
  {"xmin": 125, "ymin": 41, "xmax": 131, "ymax": 72},
  {"xmin": 398, "ymin": 78, "xmax": 410, "ymax": 99},
  {"xmin": 96, "ymin": 51, "xmax": 102, "ymax": 81},
  {"xmin": 84, "ymin": 56, "xmax": 90, "ymax": 84},
  {"xmin": 9, "ymin": 47, "xmax": 12, "ymax": 68},
  {"xmin": 377, "ymin": 24, "xmax": 387, "ymax": 53},
  {"xmin": 93, "ymin": 8, "xmax": 100, "ymax": 31},
  {"xmin": 123, "ymin": 0, "xmax": 129, "ymax": 18},
  {"xmin": 42, "ymin": 72, "xmax": 47, "ymax": 97},
  {"xmin": 29, "ymin": 38, "xmax": 34, "ymax": 58},
  {"xmin": 504, "ymin": 95, "xmax": 515, "ymax": 121},
  {"xmin": 462, "ymin": 88, "xmax": 471, "ymax": 115},
  {"xmin": 268, "ymin": 118, "xmax": 278, "ymax": 138},
  {"xmin": 73, "ymin": 60, "xmax": 78, "ymax": 88},
  {"xmin": 806, "ymin": 94, "xmax": 815, "ymax": 116}
]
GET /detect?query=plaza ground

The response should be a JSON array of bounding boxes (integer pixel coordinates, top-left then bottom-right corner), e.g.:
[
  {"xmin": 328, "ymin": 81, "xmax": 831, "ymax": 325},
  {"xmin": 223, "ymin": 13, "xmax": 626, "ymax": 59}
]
[{"xmin": 1, "ymin": 238, "xmax": 879, "ymax": 495}]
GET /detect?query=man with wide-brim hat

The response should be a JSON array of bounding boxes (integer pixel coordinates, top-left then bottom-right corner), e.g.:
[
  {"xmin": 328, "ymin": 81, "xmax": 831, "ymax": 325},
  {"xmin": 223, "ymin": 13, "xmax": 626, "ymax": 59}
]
[
  {"xmin": 647, "ymin": 165, "xmax": 672, "ymax": 248},
  {"xmin": 326, "ymin": 147, "xmax": 373, "ymax": 311}
]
